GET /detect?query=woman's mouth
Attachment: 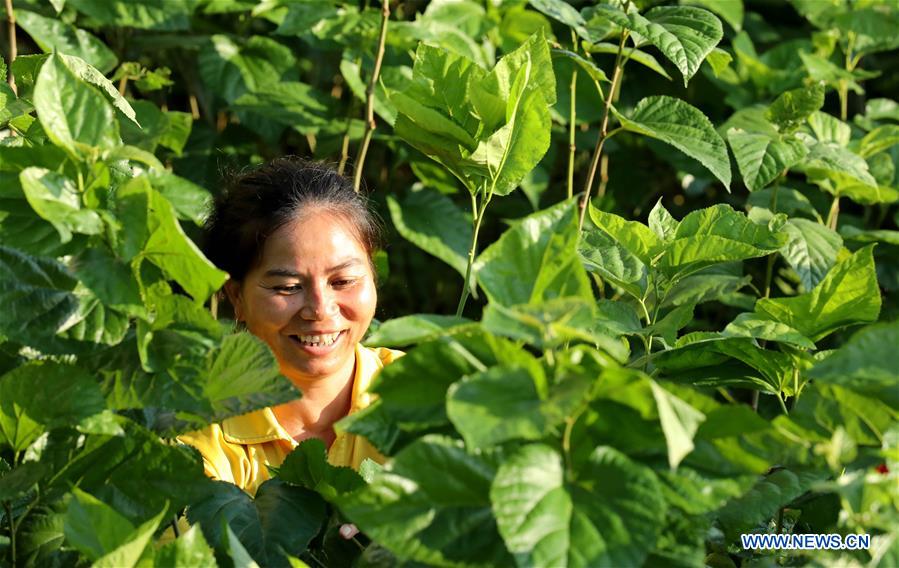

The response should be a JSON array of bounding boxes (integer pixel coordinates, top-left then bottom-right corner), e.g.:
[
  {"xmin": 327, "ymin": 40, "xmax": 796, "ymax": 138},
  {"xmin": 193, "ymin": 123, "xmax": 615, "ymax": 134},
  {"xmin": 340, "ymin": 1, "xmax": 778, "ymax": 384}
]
[{"xmin": 290, "ymin": 330, "xmax": 345, "ymax": 352}]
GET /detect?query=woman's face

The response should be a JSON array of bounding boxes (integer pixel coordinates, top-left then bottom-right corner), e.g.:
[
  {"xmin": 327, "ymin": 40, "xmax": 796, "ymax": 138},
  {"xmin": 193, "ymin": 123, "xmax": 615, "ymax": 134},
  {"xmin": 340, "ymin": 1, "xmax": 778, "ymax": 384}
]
[{"xmin": 226, "ymin": 209, "xmax": 377, "ymax": 386}]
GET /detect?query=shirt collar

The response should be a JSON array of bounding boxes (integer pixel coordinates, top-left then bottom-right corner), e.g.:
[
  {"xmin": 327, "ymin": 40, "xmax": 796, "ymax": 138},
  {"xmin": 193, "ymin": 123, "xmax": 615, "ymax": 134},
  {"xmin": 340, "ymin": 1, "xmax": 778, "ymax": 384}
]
[{"xmin": 221, "ymin": 343, "xmax": 380, "ymax": 444}]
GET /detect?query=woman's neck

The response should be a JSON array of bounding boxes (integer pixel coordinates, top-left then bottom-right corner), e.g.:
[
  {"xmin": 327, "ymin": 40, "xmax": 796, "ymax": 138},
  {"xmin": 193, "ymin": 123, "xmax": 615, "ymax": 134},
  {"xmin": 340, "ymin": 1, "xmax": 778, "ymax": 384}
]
[{"xmin": 272, "ymin": 354, "xmax": 357, "ymax": 443}]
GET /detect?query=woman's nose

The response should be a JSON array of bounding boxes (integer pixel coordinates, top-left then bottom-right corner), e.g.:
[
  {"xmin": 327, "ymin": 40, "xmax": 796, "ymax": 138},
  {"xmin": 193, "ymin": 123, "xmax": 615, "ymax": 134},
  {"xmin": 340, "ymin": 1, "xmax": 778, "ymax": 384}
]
[{"xmin": 300, "ymin": 286, "xmax": 338, "ymax": 320}]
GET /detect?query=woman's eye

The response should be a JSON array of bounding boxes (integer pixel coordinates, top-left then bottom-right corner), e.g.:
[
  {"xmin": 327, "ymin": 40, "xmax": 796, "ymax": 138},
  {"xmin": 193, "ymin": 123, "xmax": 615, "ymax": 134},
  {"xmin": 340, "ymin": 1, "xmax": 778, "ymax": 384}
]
[
  {"xmin": 332, "ymin": 279, "xmax": 356, "ymax": 288},
  {"xmin": 273, "ymin": 284, "xmax": 302, "ymax": 293}
]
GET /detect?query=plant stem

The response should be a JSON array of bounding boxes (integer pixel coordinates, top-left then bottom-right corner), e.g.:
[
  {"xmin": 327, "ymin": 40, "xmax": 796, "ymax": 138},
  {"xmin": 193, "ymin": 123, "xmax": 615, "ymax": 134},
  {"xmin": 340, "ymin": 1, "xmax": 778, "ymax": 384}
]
[
  {"xmin": 777, "ymin": 392, "xmax": 789, "ymax": 415},
  {"xmin": 567, "ymin": 31, "xmax": 578, "ymax": 200},
  {"xmin": 352, "ymin": 0, "xmax": 390, "ymax": 192},
  {"xmin": 3, "ymin": 0, "xmax": 16, "ymax": 95},
  {"xmin": 826, "ymin": 195, "xmax": 840, "ymax": 229},
  {"xmin": 578, "ymin": 31, "xmax": 628, "ymax": 231},
  {"xmin": 455, "ymin": 191, "xmax": 491, "ymax": 316},
  {"xmin": 775, "ymin": 507, "xmax": 784, "ymax": 534}
]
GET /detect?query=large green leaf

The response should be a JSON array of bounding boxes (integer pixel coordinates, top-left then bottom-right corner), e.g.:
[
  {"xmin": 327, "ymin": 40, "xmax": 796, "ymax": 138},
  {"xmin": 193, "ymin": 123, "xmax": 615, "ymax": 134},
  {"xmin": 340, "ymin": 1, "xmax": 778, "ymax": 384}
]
[
  {"xmin": 198, "ymin": 35, "xmax": 297, "ymax": 104},
  {"xmin": 114, "ymin": 177, "xmax": 226, "ymax": 303},
  {"xmin": 0, "ymin": 362, "xmax": 106, "ymax": 451},
  {"xmin": 33, "ymin": 53, "xmax": 120, "ymax": 159},
  {"xmin": 387, "ymin": 191, "xmax": 471, "ymax": 279},
  {"xmin": 187, "ymin": 479, "xmax": 326, "ymax": 565},
  {"xmin": 56, "ymin": 54, "xmax": 137, "ymax": 125},
  {"xmin": 339, "ymin": 435, "xmax": 513, "ymax": 567},
  {"xmin": 56, "ymin": 283, "xmax": 130, "ymax": 346},
  {"xmin": 727, "ymin": 129, "xmax": 808, "ymax": 191},
  {"xmin": 490, "ymin": 444, "xmax": 665, "ymax": 567},
  {"xmin": 578, "ymin": 225, "xmax": 649, "ymax": 300},
  {"xmin": 528, "ymin": 0, "xmax": 597, "ymax": 43},
  {"xmin": 16, "ymin": 10, "xmax": 117, "ymax": 74},
  {"xmin": 754, "ymin": 245, "xmax": 881, "ymax": 341},
  {"xmin": 19, "ymin": 167, "xmax": 103, "ymax": 243},
  {"xmin": 147, "ymin": 171, "xmax": 210, "ymax": 227},
  {"xmin": 857, "ymin": 124, "xmax": 899, "ymax": 159},
  {"xmin": 0, "ymin": 246, "xmax": 78, "ymax": 350},
  {"xmin": 681, "ymin": 0, "xmax": 743, "ymax": 32},
  {"xmin": 779, "ymin": 217, "xmax": 842, "ymax": 291},
  {"xmin": 587, "ymin": 204, "xmax": 662, "ymax": 265},
  {"xmin": 598, "ymin": 5, "xmax": 723, "ymax": 85},
  {"xmin": 271, "ymin": 439, "xmax": 364, "ymax": 502},
  {"xmin": 475, "ymin": 201, "xmax": 592, "ymax": 305},
  {"xmin": 616, "ymin": 96, "xmax": 731, "ymax": 188},
  {"xmin": 156, "ymin": 525, "xmax": 217, "ymax": 568},
  {"xmin": 808, "ymin": 320, "xmax": 899, "ymax": 400},
  {"xmin": 68, "ymin": 0, "xmax": 193, "ymax": 30},
  {"xmin": 650, "ymin": 380, "xmax": 706, "ymax": 469},
  {"xmin": 230, "ymin": 81, "xmax": 333, "ymax": 134},
  {"xmin": 723, "ymin": 313, "xmax": 815, "ymax": 349},
  {"xmin": 447, "ymin": 365, "xmax": 548, "ymax": 449},
  {"xmin": 364, "ymin": 314, "xmax": 475, "ymax": 348},
  {"xmin": 716, "ymin": 468, "xmax": 824, "ymax": 540},
  {"xmin": 201, "ymin": 333, "xmax": 298, "ymax": 419},
  {"xmin": 65, "ymin": 488, "xmax": 149, "ymax": 562},
  {"xmin": 659, "ymin": 204, "xmax": 785, "ymax": 279},
  {"xmin": 765, "ymin": 83, "xmax": 825, "ymax": 133}
]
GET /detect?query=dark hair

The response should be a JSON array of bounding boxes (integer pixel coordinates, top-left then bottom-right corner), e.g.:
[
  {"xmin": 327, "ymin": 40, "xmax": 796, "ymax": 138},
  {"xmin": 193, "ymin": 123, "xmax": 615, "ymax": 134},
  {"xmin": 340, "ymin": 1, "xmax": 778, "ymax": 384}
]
[{"xmin": 203, "ymin": 157, "xmax": 381, "ymax": 282}]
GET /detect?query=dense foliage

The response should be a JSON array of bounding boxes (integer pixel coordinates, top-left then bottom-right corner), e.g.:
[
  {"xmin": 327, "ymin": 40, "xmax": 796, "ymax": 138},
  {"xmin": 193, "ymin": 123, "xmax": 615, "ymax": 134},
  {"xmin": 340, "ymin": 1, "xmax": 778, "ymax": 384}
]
[{"xmin": 1, "ymin": 0, "xmax": 898, "ymax": 566}]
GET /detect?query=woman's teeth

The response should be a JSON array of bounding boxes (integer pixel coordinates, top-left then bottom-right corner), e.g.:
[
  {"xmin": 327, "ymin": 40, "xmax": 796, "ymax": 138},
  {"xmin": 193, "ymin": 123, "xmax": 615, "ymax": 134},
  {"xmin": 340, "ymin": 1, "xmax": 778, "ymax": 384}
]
[{"xmin": 296, "ymin": 332, "xmax": 341, "ymax": 346}]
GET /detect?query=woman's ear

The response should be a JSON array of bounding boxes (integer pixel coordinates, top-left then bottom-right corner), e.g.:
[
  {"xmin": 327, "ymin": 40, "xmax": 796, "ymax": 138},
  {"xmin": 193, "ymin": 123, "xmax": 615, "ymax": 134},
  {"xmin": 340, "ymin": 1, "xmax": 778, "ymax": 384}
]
[{"xmin": 224, "ymin": 280, "xmax": 243, "ymax": 321}]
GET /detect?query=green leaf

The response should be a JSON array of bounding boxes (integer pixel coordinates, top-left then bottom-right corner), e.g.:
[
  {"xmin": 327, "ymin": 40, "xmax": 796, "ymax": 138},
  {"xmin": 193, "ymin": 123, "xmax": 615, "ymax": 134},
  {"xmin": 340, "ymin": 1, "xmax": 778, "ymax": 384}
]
[
  {"xmin": 0, "ymin": 362, "xmax": 106, "ymax": 451},
  {"xmin": 716, "ymin": 469, "xmax": 824, "ymax": 540},
  {"xmin": 578, "ymin": 226, "xmax": 648, "ymax": 300},
  {"xmin": 789, "ymin": 383, "xmax": 896, "ymax": 446},
  {"xmin": 723, "ymin": 313, "xmax": 815, "ymax": 349},
  {"xmin": 202, "ymin": 333, "xmax": 299, "ymax": 419},
  {"xmin": 64, "ymin": 488, "xmax": 136, "ymax": 561},
  {"xmin": 365, "ymin": 314, "xmax": 475, "ymax": 348},
  {"xmin": 490, "ymin": 444, "xmax": 665, "ymax": 567},
  {"xmin": 528, "ymin": 0, "xmax": 595, "ymax": 43},
  {"xmin": 599, "ymin": 5, "xmax": 723, "ymax": 85},
  {"xmin": 19, "ymin": 167, "xmax": 103, "ymax": 243},
  {"xmin": 650, "ymin": 381, "xmax": 706, "ymax": 469},
  {"xmin": 746, "ymin": 186, "xmax": 822, "ymax": 222},
  {"xmin": 115, "ymin": 177, "xmax": 227, "ymax": 303},
  {"xmin": 56, "ymin": 283, "xmax": 130, "ymax": 346},
  {"xmin": 808, "ymin": 320, "xmax": 899, "ymax": 398},
  {"xmin": 339, "ymin": 435, "xmax": 513, "ymax": 567},
  {"xmin": 468, "ymin": 30, "xmax": 556, "ymax": 196},
  {"xmin": 55, "ymin": 54, "xmax": 138, "ymax": 125},
  {"xmin": 156, "ymin": 525, "xmax": 217, "ymax": 568},
  {"xmin": 230, "ymin": 81, "xmax": 332, "ymax": 134},
  {"xmin": 198, "ymin": 35, "xmax": 298, "ymax": 104},
  {"xmin": 616, "ymin": 96, "xmax": 731, "ymax": 188},
  {"xmin": 681, "ymin": 0, "xmax": 743, "ymax": 32},
  {"xmin": 659, "ymin": 204, "xmax": 785, "ymax": 279},
  {"xmin": 648, "ymin": 199, "xmax": 678, "ymax": 242},
  {"xmin": 663, "ymin": 264, "xmax": 753, "ymax": 310},
  {"xmin": 447, "ymin": 365, "xmax": 548, "ymax": 449},
  {"xmin": 765, "ymin": 82, "xmax": 825, "ymax": 133},
  {"xmin": 779, "ymin": 217, "xmax": 843, "ymax": 290},
  {"xmin": 34, "ymin": 53, "xmax": 121, "ymax": 159},
  {"xmin": 807, "ymin": 110, "xmax": 851, "ymax": 146},
  {"xmin": 93, "ymin": 507, "xmax": 166, "ymax": 568},
  {"xmin": 857, "ymin": 125, "xmax": 899, "ymax": 158},
  {"xmin": 587, "ymin": 204, "xmax": 662, "ymax": 265},
  {"xmin": 188, "ymin": 479, "xmax": 326, "ymax": 565},
  {"xmin": 475, "ymin": 201, "xmax": 592, "ymax": 305},
  {"xmin": 832, "ymin": 7, "xmax": 899, "ymax": 56},
  {"xmin": 271, "ymin": 438, "xmax": 364, "ymax": 501},
  {"xmin": 727, "ymin": 129, "xmax": 808, "ymax": 191},
  {"xmin": 147, "ymin": 171, "xmax": 211, "ymax": 226},
  {"xmin": 387, "ymin": 191, "xmax": 471, "ymax": 279},
  {"xmin": 754, "ymin": 245, "xmax": 881, "ymax": 341},
  {"xmin": 481, "ymin": 298, "xmax": 629, "ymax": 361},
  {"xmin": 16, "ymin": 10, "xmax": 117, "ymax": 74},
  {"xmin": 67, "ymin": 0, "xmax": 193, "ymax": 30},
  {"xmin": 0, "ymin": 247, "xmax": 78, "ymax": 351},
  {"xmin": 119, "ymin": 100, "xmax": 192, "ymax": 155}
]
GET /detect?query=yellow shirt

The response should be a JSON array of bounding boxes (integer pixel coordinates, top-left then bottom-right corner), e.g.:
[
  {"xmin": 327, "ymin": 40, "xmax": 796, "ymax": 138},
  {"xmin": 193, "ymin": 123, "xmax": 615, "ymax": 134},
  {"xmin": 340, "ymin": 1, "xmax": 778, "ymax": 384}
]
[{"xmin": 179, "ymin": 343, "xmax": 402, "ymax": 496}]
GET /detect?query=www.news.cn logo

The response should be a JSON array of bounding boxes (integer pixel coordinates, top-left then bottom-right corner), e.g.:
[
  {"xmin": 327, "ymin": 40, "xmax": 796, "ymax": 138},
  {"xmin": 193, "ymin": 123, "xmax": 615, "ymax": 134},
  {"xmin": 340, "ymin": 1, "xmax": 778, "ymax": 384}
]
[{"xmin": 741, "ymin": 533, "xmax": 870, "ymax": 551}]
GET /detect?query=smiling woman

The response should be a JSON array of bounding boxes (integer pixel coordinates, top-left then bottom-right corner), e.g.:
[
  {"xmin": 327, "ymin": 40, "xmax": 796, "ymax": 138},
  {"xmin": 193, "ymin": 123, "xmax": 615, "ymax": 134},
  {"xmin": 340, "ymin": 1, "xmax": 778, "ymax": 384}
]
[{"xmin": 178, "ymin": 158, "xmax": 402, "ymax": 496}]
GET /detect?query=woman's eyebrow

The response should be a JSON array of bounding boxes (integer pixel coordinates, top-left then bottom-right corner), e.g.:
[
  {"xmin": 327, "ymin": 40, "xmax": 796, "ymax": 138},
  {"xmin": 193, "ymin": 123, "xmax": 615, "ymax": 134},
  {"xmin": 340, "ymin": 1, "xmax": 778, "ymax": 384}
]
[{"xmin": 262, "ymin": 259, "xmax": 363, "ymax": 278}]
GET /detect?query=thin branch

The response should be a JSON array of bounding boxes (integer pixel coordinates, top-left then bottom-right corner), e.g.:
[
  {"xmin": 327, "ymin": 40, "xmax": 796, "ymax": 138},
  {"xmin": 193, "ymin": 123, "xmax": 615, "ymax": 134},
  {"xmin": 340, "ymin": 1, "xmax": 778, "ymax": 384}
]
[
  {"xmin": 567, "ymin": 29, "xmax": 578, "ymax": 200},
  {"xmin": 455, "ymin": 190, "xmax": 491, "ymax": 316},
  {"xmin": 4, "ymin": 0, "xmax": 16, "ymax": 95},
  {"xmin": 578, "ymin": 31, "xmax": 628, "ymax": 231},
  {"xmin": 352, "ymin": 0, "xmax": 390, "ymax": 192}
]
